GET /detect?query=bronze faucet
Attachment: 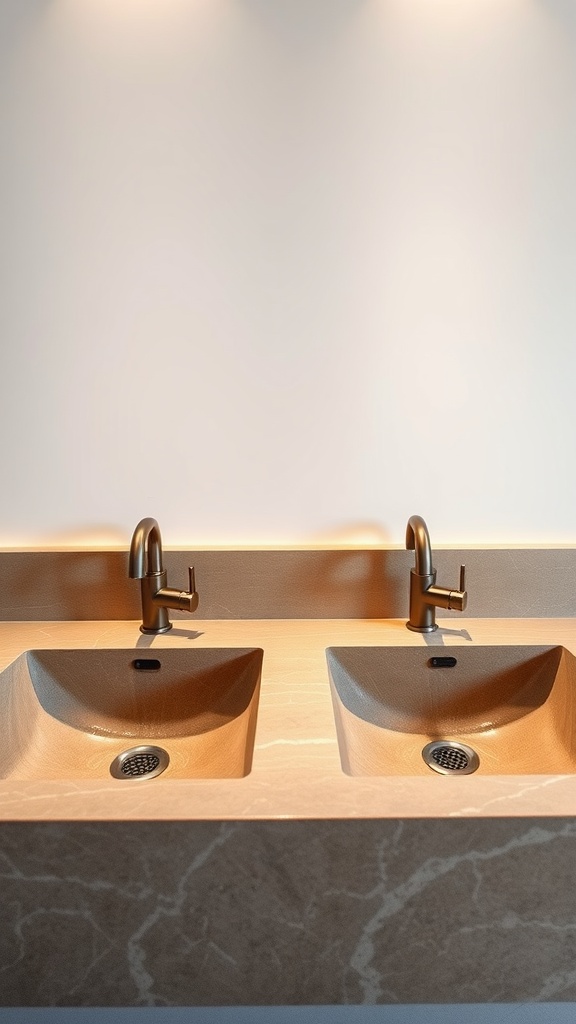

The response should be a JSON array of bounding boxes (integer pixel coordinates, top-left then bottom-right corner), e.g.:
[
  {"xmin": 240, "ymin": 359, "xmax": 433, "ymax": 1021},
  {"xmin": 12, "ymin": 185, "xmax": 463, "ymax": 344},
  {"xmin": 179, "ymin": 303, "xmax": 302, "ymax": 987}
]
[
  {"xmin": 129, "ymin": 517, "xmax": 199, "ymax": 634},
  {"xmin": 405, "ymin": 514, "xmax": 467, "ymax": 632}
]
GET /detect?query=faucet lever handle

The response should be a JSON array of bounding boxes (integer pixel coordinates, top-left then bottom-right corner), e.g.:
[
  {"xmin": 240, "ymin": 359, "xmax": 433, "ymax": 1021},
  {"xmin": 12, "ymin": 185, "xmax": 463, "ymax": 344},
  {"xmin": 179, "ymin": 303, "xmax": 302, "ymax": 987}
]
[
  {"xmin": 188, "ymin": 566, "xmax": 197, "ymax": 595},
  {"xmin": 459, "ymin": 564, "xmax": 466, "ymax": 593}
]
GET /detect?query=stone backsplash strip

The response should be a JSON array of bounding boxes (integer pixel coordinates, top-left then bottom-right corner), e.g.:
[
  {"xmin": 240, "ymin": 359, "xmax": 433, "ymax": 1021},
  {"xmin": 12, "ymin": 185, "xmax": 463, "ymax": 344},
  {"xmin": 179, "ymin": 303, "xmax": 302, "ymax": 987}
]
[
  {"xmin": 1, "ymin": 818, "xmax": 576, "ymax": 1006},
  {"xmin": 0, "ymin": 547, "xmax": 575, "ymax": 620}
]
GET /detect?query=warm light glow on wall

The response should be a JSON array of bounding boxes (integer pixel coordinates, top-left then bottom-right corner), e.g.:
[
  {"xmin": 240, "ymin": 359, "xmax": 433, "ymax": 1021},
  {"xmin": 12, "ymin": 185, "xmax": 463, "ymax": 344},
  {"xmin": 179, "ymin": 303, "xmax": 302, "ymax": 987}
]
[
  {"xmin": 37, "ymin": 0, "xmax": 241, "ymax": 53},
  {"xmin": 2, "ymin": 0, "xmax": 576, "ymax": 546}
]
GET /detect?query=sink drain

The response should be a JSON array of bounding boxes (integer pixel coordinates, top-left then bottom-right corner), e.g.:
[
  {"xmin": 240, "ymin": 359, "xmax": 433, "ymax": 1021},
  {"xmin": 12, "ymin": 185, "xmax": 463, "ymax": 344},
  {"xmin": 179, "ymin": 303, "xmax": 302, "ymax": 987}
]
[
  {"xmin": 110, "ymin": 745, "xmax": 170, "ymax": 780},
  {"xmin": 422, "ymin": 740, "xmax": 479, "ymax": 776}
]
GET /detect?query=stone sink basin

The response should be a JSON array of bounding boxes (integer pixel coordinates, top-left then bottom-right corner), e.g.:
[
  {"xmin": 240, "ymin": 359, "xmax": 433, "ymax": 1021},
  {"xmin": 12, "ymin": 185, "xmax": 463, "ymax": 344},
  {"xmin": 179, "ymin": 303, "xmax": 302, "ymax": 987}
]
[
  {"xmin": 326, "ymin": 644, "xmax": 576, "ymax": 776},
  {"xmin": 0, "ymin": 647, "xmax": 263, "ymax": 780}
]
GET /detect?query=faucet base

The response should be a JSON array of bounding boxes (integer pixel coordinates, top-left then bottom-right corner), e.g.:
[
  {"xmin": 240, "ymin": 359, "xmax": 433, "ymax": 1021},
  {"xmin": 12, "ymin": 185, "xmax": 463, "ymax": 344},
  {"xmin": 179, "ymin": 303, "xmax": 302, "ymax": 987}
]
[
  {"xmin": 139, "ymin": 623, "xmax": 173, "ymax": 635},
  {"xmin": 405, "ymin": 621, "xmax": 438, "ymax": 634}
]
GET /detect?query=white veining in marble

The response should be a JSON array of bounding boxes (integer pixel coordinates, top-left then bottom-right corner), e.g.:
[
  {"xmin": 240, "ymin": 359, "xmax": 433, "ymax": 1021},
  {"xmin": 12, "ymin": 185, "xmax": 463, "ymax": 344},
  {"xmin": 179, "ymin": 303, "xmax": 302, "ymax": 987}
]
[
  {"xmin": 340, "ymin": 823, "xmax": 576, "ymax": 1003},
  {"xmin": 255, "ymin": 739, "xmax": 334, "ymax": 749},
  {"xmin": 125, "ymin": 824, "xmax": 239, "ymax": 1006},
  {"xmin": 447, "ymin": 775, "xmax": 569, "ymax": 817}
]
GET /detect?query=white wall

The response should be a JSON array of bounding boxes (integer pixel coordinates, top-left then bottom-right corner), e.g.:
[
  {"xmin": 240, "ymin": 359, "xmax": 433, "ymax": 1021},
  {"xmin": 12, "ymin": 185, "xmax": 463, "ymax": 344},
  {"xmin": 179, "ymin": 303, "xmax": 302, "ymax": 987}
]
[{"xmin": 1, "ymin": 0, "xmax": 575, "ymax": 548}]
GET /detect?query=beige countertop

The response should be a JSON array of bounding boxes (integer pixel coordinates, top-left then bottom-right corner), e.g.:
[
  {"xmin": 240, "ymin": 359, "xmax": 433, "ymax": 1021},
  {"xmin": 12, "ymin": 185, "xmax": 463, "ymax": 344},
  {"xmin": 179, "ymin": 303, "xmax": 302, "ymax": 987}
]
[{"xmin": 1, "ymin": 616, "xmax": 576, "ymax": 821}]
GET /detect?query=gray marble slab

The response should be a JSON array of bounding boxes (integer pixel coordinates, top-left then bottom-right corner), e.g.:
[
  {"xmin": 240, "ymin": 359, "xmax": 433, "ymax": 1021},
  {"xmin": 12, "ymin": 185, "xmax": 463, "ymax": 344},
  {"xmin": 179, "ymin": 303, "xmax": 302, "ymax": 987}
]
[{"xmin": 2, "ymin": 819, "xmax": 576, "ymax": 1007}]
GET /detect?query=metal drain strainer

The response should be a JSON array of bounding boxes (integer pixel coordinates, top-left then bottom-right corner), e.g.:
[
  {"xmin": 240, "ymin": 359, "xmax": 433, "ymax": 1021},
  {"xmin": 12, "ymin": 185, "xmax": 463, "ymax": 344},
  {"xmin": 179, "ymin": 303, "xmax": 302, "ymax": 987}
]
[
  {"xmin": 110, "ymin": 745, "xmax": 169, "ymax": 780},
  {"xmin": 422, "ymin": 740, "xmax": 479, "ymax": 776}
]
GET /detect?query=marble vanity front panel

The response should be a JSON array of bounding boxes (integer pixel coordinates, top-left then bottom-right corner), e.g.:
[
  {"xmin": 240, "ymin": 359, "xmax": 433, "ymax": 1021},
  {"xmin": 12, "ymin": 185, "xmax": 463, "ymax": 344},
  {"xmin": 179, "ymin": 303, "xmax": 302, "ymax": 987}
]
[{"xmin": 1, "ymin": 818, "xmax": 576, "ymax": 1007}]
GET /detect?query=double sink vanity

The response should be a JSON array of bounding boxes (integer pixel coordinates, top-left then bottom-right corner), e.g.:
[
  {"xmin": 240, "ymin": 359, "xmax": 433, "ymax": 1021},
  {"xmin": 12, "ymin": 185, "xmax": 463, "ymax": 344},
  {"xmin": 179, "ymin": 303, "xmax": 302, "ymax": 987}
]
[
  {"xmin": 3, "ymin": 524, "xmax": 576, "ymax": 1005},
  {"xmin": 1, "ymin": 515, "xmax": 575, "ymax": 818},
  {"xmin": 2, "ymin": 621, "xmax": 576, "ymax": 816}
]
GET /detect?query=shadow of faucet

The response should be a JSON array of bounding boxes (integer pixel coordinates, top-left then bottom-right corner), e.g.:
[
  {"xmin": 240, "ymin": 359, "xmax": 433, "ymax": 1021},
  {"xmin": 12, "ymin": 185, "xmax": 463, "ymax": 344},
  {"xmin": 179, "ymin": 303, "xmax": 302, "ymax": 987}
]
[{"xmin": 422, "ymin": 627, "xmax": 474, "ymax": 646}]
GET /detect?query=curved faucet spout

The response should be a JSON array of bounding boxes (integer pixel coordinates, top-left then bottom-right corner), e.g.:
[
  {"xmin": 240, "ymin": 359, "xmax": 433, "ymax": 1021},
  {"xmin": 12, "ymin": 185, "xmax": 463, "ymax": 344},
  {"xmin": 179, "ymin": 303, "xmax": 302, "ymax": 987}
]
[
  {"xmin": 129, "ymin": 517, "xmax": 163, "ymax": 578},
  {"xmin": 128, "ymin": 516, "xmax": 199, "ymax": 634},
  {"xmin": 406, "ymin": 514, "xmax": 433, "ymax": 576},
  {"xmin": 405, "ymin": 513, "xmax": 467, "ymax": 632}
]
